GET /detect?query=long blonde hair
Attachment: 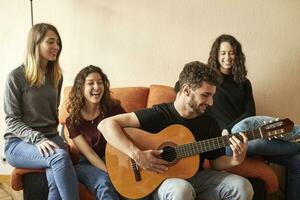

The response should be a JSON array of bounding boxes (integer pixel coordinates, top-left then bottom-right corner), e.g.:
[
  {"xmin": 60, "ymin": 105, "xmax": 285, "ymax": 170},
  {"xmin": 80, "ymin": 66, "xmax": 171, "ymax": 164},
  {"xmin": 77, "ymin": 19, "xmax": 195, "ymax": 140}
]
[{"xmin": 24, "ymin": 23, "xmax": 62, "ymax": 88}]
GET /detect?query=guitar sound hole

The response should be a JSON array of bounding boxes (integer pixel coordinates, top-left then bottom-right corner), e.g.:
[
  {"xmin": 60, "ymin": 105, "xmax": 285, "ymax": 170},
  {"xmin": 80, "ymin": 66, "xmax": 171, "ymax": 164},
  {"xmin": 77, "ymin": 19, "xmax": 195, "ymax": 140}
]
[{"xmin": 161, "ymin": 146, "xmax": 177, "ymax": 162}]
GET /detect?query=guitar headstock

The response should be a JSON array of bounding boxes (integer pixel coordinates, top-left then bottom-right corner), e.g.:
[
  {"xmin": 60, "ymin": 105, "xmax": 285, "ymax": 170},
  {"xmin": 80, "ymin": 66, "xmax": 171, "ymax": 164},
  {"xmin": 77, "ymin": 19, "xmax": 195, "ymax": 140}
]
[{"xmin": 261, "ymin": 118, "xmax": 294, "ymax": 139}]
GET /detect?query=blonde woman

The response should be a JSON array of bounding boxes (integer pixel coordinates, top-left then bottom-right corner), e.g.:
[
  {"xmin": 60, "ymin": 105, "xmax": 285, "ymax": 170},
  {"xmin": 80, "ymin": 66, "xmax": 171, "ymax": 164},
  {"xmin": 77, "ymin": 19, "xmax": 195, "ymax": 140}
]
[{"xmin": 4, "ymin": 23, "xmax": 79, "ymax": 200}]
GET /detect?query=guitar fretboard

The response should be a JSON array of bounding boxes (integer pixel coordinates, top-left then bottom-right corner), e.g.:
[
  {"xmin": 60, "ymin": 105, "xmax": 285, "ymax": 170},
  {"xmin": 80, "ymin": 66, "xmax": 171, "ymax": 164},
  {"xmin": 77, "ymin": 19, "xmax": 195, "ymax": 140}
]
[{"xmin": 175, "ymin": 125, "xmax": 287, "ymax": 159}]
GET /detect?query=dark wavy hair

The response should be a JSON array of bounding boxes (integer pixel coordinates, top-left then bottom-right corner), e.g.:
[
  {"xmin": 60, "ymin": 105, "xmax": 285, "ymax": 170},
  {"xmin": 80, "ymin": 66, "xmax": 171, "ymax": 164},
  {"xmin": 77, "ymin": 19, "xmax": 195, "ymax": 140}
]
[
  {"xmin": 208, "ymin": 34, "xmax": 247, "ymax": 83},
  {"xmin": 67, "ymin": 65, "xmax": 120, "ymax": 127},
  {"xmin": 178, "ymin": 61, "xmax": 223, "ymax": 91}
]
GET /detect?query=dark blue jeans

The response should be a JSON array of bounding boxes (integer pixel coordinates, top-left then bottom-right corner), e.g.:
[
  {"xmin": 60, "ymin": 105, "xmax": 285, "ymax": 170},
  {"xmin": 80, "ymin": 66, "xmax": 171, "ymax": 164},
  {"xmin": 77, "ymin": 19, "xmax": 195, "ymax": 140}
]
[
  {"xmin": 228, "ymin": 116, "xmax": 300, "ymax": 200},
  {"xmin": 5, "ymin": 135, "xmax": 79, "ymax": 200}
]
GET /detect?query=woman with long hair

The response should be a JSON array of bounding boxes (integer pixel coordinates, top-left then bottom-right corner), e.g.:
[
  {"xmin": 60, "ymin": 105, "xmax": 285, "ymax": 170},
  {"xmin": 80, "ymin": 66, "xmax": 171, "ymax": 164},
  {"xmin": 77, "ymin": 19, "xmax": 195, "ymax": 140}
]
[
  {"xmin": 66, "ymin": 65, "xmax": 125, "ymax": 199},
  {"xmin": 4, "ymin": 23, "xmax": 79, "ymax": 200},
  {"xmin": 207, "ymin": 34, "xmax": 300, "ymax": 200}
]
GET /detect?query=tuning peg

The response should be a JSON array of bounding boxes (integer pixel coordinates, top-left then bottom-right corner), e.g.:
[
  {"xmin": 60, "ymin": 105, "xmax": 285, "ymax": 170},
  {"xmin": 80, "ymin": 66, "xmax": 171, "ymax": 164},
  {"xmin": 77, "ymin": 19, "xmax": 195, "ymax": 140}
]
[{"xmin": 267, "ymin": 118, "xmax": 280, "ymax": 124}]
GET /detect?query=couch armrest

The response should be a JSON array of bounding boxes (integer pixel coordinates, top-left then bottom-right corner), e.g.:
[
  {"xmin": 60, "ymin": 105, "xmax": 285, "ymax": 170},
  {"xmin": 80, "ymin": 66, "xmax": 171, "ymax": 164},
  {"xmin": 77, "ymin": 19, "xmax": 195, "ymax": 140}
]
[
  {"xmin": 11, "ymin": 168, "xmax": 45, "ymax": 191},
  {"xmin": 203, "ymin": 157, "xmax": 278, "ymax": 193},
  {"xmin": 225, "ymin": 158, "xmax": 278, "ymax": 193}
]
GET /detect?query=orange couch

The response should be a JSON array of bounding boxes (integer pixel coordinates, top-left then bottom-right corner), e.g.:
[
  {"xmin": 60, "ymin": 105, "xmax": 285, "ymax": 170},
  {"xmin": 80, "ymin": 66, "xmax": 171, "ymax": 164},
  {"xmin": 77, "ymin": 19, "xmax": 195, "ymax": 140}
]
[{"xmin": 10, "ymin": 84, "xmax": 278, "ymax": 199}]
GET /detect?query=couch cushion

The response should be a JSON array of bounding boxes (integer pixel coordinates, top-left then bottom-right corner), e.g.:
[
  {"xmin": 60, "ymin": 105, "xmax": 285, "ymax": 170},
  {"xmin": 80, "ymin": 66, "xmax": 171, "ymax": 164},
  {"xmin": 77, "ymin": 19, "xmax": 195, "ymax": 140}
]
[
  {"xmin": 111, "ymin": 87, "xmax": 149, "ymax": 112},
  {"xmin": 146, "ymin": 85, "xmax": 176, "ymax": 108}
]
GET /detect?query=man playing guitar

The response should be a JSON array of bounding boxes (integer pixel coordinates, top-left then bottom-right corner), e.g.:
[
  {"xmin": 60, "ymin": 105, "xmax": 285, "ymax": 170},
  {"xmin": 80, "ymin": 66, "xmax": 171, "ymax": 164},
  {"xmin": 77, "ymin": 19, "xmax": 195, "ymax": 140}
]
[{"xmin": 99, "ymin": 61, "xmax": 253, "ymax": 200}]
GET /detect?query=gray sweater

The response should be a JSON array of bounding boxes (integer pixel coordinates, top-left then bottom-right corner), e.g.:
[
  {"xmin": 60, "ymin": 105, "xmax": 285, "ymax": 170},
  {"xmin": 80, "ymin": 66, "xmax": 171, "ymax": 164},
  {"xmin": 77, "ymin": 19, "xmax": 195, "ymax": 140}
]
[{"xmin": 4, "ymin": 66, "xmax": 63, "ymax": 144}]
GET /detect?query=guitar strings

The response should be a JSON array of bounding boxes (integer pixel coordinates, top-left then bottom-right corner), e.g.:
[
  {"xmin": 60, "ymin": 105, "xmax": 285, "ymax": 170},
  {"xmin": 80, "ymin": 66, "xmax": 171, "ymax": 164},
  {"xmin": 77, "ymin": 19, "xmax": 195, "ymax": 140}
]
[{"xmin": 159, "ymin": 128, "xmax": 286, "ymax": 161}]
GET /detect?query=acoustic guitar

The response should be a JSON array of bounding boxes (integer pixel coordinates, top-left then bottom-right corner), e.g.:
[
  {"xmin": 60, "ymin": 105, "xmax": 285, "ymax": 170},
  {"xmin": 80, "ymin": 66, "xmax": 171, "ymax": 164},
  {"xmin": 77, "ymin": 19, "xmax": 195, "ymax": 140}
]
[{"xmin": 105, "ymin": 118, "xmax": 294, "ymax": 199}]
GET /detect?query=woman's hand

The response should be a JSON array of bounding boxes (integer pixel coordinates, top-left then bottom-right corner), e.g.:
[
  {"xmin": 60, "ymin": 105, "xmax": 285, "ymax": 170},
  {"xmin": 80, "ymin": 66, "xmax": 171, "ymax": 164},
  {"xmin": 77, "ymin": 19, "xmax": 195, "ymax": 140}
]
[{"xmin": 36, "ymin": 139, "xmax": 59, "ymax": 157}]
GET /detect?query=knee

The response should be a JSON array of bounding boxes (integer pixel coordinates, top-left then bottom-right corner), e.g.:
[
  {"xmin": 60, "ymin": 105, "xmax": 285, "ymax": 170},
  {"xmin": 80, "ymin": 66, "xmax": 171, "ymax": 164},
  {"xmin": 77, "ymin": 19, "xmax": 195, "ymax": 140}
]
[
  {"xmin": 48, "ymin": 149, "xmax": 72, "ymax": 167},
  {"xmin": 96, "ymin": 173, "xmax": 113, "ymax": 188},
  {"xmin": 158, "ymin": 178, "xmax": 195, "ymax": 200},
  {"xmin": 229, "ymin": 177, "xmax": 253, "ymax": 200},
  {"xmin": 95, "ymin": 173, "xmax": 119, "ymax": 200},
  {"xmin": 247, "ymin": 139, "xmax": 268, "ymax": 154},
  {"xmin": 241, "ymin": 178, "xmax": 254, "ymax": 199}
]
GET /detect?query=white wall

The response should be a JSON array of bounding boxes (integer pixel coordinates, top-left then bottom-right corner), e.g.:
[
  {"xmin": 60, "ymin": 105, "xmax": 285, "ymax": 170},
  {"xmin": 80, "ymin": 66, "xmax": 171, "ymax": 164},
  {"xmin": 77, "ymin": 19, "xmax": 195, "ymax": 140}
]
[{"xmin": 1, "ymin": 0, "xmax": 300, "ymax": 174}]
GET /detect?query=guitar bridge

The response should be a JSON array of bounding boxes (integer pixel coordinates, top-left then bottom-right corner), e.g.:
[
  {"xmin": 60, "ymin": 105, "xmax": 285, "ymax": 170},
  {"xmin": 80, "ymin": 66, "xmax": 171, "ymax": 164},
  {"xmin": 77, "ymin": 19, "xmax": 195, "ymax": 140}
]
[{"xmin": 130, "ymin": 159, "xmax": 141, "ymax": 182}]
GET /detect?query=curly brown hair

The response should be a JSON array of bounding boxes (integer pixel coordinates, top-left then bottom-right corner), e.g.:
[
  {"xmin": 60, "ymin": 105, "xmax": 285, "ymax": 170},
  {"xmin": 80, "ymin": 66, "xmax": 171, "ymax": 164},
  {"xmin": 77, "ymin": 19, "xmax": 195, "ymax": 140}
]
[
  {"xmin": 207, "ymin": 34, "xmax": 247, "ymax": 83},
  {"xmin": 67, "ymin": 65, "xmax": 119, "ymax": 127},
  {"xmin": 178, "ymin": 61, "xmax": 223, "ymax": 91}
]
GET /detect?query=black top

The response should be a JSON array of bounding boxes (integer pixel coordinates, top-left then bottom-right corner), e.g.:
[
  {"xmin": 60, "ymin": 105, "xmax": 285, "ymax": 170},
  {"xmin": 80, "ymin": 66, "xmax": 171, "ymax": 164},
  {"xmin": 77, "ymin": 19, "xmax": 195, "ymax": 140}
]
[
  {"xmin": 135, "ymin": 103, "xmax": 224, "ymax": 170},
  {"xmin": 206, "ymin": 74, "xmax": 256, "ymax": 132}
]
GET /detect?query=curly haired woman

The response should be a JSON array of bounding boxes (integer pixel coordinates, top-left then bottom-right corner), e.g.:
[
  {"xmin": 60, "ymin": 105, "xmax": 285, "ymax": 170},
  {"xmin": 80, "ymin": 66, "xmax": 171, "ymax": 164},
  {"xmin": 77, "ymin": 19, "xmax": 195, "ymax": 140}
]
[
  {"xmin": 207, "ymin": 34, "xmax": 300, "ymax": 200},
  {"xmin": 66, "ymin": 65, "xmax": 125, "ymax": 199}
]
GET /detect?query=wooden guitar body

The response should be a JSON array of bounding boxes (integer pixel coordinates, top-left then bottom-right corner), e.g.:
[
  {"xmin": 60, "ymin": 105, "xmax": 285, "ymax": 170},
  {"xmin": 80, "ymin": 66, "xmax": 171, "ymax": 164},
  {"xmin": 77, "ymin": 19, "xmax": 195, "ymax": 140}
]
[{"xmin": 105, "ymin": 124, "xmax": 199, "ymax": 199}]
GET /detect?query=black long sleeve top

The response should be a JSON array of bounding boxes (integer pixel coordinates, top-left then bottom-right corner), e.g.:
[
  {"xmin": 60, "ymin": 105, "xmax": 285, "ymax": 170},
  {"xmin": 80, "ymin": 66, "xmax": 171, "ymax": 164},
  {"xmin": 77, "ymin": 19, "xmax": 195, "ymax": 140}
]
[{"xmin": 206, "ymin": 74, "xmax": 256, "ymax": 132}]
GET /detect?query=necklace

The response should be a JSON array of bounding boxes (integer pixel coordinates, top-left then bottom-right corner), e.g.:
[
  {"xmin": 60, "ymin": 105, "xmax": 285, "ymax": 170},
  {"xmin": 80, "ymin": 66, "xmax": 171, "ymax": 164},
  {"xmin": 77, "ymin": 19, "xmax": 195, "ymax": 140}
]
[{"xmin": 90, "ymin": 111, "xmax": 104, "ymax": 125}]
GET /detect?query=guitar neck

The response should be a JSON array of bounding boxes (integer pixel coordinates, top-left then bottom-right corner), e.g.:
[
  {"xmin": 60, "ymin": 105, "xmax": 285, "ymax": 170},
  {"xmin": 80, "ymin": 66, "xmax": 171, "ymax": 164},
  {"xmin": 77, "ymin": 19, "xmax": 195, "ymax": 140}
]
[{"xmin": 175, "ymin": 127, "xmax": 278, "ymax": 159}]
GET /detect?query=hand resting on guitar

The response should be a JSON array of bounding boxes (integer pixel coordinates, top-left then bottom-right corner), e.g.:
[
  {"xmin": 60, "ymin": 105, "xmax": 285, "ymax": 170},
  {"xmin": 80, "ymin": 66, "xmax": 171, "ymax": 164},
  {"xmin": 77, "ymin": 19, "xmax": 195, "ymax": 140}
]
[{"xmin": 134, "ymin": 149, "xmax": 169, "ymax": 173}]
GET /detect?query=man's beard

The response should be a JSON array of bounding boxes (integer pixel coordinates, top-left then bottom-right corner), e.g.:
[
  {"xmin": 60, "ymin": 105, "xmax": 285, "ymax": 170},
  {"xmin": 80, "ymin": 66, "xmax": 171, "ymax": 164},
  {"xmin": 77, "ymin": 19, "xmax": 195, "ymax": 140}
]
[{"xmin": 188, "ymin": 101, "xmax": 206, "ymax": 117}]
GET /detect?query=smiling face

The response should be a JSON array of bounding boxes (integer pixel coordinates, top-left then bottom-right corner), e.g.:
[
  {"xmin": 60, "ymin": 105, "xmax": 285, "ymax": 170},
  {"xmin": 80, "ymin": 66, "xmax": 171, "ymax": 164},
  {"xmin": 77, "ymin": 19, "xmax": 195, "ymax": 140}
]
[
  {"xmin": 83, "ymin": 72, "xmax": 105, "ymax": 106},
  {"xmin": 218, "ymin": 41, "xmax": 235, "ymax": 74},
  {"xmin": 39, "ymin": 30, "xmax": 60, "ymax": 66},
  {"xmin": 185, "ymin": 81, "xmax": 216, "ymax": 117}
]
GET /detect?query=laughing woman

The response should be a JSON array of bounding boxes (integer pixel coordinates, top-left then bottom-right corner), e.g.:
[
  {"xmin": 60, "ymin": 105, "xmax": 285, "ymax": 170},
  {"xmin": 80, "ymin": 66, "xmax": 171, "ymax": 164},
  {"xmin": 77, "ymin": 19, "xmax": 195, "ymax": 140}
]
[{"xmin": 66, "ymin": 65, "xmax": 125, "ymax": 200}]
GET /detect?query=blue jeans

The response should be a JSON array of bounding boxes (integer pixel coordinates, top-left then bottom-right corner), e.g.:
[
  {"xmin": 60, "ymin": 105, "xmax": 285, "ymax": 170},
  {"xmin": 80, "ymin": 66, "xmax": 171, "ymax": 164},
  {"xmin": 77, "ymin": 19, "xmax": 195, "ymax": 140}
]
[
  {"xmin": 228, "ymin": 116, "xmax": 300, "ymax": 200},
  {"xmin": 4, "ymin": 135, "xmax": 79, "ymax": 200},
  {"xmin": 75, "ymin": 156, "xmax": 120, "ymax": 200},
  {"xmin": 137, "ymin": 169, "xmax": 253, "ymax": 200}
]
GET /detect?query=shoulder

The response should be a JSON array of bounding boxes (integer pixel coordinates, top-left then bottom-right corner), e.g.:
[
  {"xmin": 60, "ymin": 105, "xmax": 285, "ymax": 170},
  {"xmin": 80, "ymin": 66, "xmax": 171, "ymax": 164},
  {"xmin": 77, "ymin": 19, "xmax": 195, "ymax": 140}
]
[
  {"xmin": 8, "ymin": 66, "xmax": 25, "ymax": 80},
  {"xmin": 134, "ymin": 103, "xmax": 171, "ymax": 121},
  {"xmin": 66, "ymin": 116, "xmax": 71, "ymax": 126},
  {"xmin": 6, "ymin": 66, "xmax": 26, "ymax": 88},
  {"xmin": 107, "ymin": 103, "xmax": 126, "ymax": 114},
  {"xmin": 65, "ymin": 116, "xmax": 75, "ymax": 130},
  {"xmin": 242, "ymin": 78, "xmax": 253, "ymax": 89},
  {"xmin": 59, "ymin": 75, "xmax": 63, "ymax": 85},
  {"xmin": 244, "ymin": 78, "xmax": 252, "ymax": 84},
  {"xmin": 152, "ymin": 103, "xmax": 171, "ymax": 111}
]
